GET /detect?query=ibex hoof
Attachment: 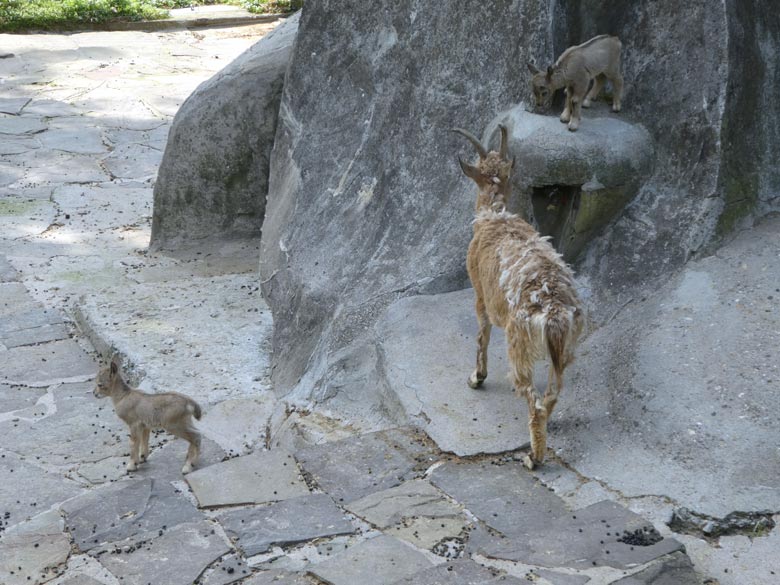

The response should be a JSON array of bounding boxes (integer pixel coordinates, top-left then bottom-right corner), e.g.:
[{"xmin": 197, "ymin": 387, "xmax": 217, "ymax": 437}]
[
  {"xmin": 612, "ymin": 104, "xmax": 621, "ymax": 113},
  {"xmin": 582, "ymin": 99, "xmax": 592, "ymax": 108},
  {"xmin": 126, "ymin": 462, "xmax": 138, "ymax": 473},
  {"xmin": 567, "ymin": 123, "xmax": 579, "ymax": 132},
  {"xmin": 522, "ymin": 455, "xmax": 537, "ymax": 470},
  {"xmin": 182, "ymin": 463, "xmax": 193, "ymax": 475},
  {"xmin": 467, "ymin": 372, "xmax": 484, "ymax": 389},
  {"xmin": 559, "ymin": 114, "xmax": 570, "ymax": 124}
]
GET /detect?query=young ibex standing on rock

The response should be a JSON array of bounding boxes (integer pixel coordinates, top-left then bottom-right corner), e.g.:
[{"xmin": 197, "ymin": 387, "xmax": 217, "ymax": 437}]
[
  {"xmin": 94, "ymin": 355, "xmax": 203, "ymax": 474},
  {"xmin": 528, "ymin": 34, "xmax": 623, "ymax": 131},
  {"xmin": 454, "ymin": 125, "xmax": 584, "ymax": 468}
]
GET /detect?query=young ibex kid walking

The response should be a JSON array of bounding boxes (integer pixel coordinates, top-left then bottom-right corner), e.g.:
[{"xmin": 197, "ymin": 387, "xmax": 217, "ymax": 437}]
[
  {"xmin": 454, "ymin": 125, "xmax": 584, "ymax": 468},
  {"xmin": 94, "ymin": 355, "xmax": 202, "ymax": 474}
]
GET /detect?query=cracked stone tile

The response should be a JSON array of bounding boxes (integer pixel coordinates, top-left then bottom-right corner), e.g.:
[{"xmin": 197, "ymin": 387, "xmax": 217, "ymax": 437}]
[
  {"xmin": 200, "ymin": 553, "xmax": 252, "ymax": 585},
  {"xmin": 611, "ymin": 551, "xmax": 700, "ymax": 584},
  {"xmin": 93, "ymin": 520, "xmax": 229, "ymax": 585},
  {"xmin": 294, "ymin": 427, "xmax": 438, "ymax": 504},
  {"xmin": 10, "ymin": 150, "xmax": 109, "ymax": 184},
  {"xmin": 0, "ymin": 196, "xmax": 57, "ymax": 239},
  {"xmin": 390, "ymin": 559, "xmax": 525, "ymax": 585},
  {"xmin": 39, "ymin": 126, "xmax": 106, "ymax": 155},
  {"xmin": 387, "ymin": 516, "xmax": 466, "ymax": 551},
  {"xmin": 20, "ymin": 100, "xmax": 80, "ymax": 118},
  {"xmin": 61, "ymin": 477, "xmax": 203, "ymax": 551},
  {"xmin": 217, "ymin": 493, "xmax": 354, "ymax": 556},
  {"xmin": 0, "ymin": 97, "xmax": 31, "ymax": 115},
  {"xmin": 0, "ymin": 136, "xmax": 40, "ymax": 156},
  {"xmin": 308, "ymin": 534, "xmax": 434, "ymax": 585},
  {"xmin": 2, "ymin": 322, "xmax": 71, "ymax": 348},
  {"xmin": 133, "ymin": 435, "xmax": 226, "ymax": 481},
  {"xmin": 429, "ymin": 460, "xmax": 567, "ymax": 537},
  {"xmin": 200, "ymin": 397, "xmax": 276, "ymax": 456},
  {"xmin": 243, "ymin": 570, "xmax": 317, "ymax": 585},
  {"xmin": 0, "ymin": 114, "xmax": 47, "ymax": 135},
  {"xmin": 101, "ymin": 143, "xmax": 162, "ymax": 180},
  {"xmin": 0, "ymin": 382, "xmax": 128, "ymax": 467},
  {"xmin": 0, "ymin": 384, "xmax": 46, "ymax": 413},
  {"xmin": 0, "ymin": 257, "xmax": 19, "ymax": 282},
  {"xmin": 345, "ymin": 479, "xmax": 462, "ymax": 528},
  {"xmin": 186, "ymin": 449, "xmax": 309, "ymax": 508},
  {"xmin": 0, "ymin": 509, "xmax": 71, "ymax": 585},
  {"xmin": 0, "ymin": 339, "xmax": 95, "ymax": 386},
  {"xmin": 473, "ymin": 500, "xmax": 684, "ymax": 571},
  {"xmin": 0, "ymin": 451, "xmax": 84, "ymax": 531}
]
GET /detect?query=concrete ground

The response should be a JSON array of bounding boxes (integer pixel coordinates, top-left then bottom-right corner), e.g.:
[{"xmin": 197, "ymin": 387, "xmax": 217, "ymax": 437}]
[{"xmin": 0, "ymin": 13, "xmax": 774, "ymax": 585}]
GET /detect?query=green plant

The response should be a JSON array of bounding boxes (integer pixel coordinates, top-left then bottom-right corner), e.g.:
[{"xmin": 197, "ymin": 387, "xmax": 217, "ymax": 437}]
[{"xmin": 0, "ymin": 0, "xmax": 168, "ymax": 31}]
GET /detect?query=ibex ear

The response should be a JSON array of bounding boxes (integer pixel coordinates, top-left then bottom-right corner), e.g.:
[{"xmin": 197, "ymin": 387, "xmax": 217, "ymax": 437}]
[
  {"xmin": 110, "ymin": 354, "xmax": 121, "ymax": 377},
  {"xmin": 546, "ymin": 65, "xmax": 554, "ymax": 79},
  {"xmin": 458, "ymin": 157, "xmax": 482, "ymax": 182},
  {"xmin": 527, "ymin": 61, "xmax": 540, "ymax": 75}
]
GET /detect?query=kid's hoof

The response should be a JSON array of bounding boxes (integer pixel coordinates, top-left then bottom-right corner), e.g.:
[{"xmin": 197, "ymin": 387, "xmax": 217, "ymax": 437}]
[
  {"xmin": 567, "ymin": 123, "xmax": 579, "ymax": 132},
  {"xmin": 522, "ymin": 455, "xmax": 536, "ymax": 470},
  {"xmin": 182, "ymin": 463, "xmax": 193, "ymax": 474},
  {"xmin": 612, "ymin": 104, "xmax": 621, "ymax": 112},
  {"xmin": 582, "ymin": 99, "xmax": 592, "ymax": 108},
  {"xmin": 467, "ymin": 372, "xmax": 484, "ymax": 389},
  {"xmin": 559, "ymin": 114, "xmax": 570, "ymax": 124},
  {"xmin": 126, "ymin": 462, "xmax": 137, "ymax": 473}
]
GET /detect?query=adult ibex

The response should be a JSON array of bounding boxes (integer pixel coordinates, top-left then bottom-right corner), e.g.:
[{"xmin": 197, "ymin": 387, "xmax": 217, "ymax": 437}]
[
  {"xmin": 528, "ymin": 35, "xmax": 623, "ymax": 131},
  {"xmin": 454, "ymin": 125, "xmax": 584, "ymax": 468}
]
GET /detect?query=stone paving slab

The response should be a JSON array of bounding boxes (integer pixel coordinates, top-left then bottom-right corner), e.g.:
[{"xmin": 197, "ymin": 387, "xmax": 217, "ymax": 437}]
[
  {"xmin": 472, "ymin": 500, "xmax": 684, "ymax": 570},
  {"xmin": 378, "ymin": 289, "xmax": 529, "ymax": 456},
  {"xmin": 244, "ymin": 570, "xmax": 316, "ymax": 585},
  {"xmin": 0, "ymin": 383, "xmax": 45, "ymax": 413},
  {"xmin": 0, "ymin": 339, "xmax": 95, "ymax": 386},
  {"xmin": 61, "ymin": 478, "xmax": 203, "ymax": 551},
  {"xmin": 0, "ymin": 256, "xmax": 19, "ymax": 281},
  {"xmin": 0, "ymin": 509, "xmax": 71, "ymax": 585},
  {"xmin": 201, "ymin": 396, "xmax": 276, "ymax": 456},
  {"xmin": 389, "ymin": 516, "xmax": 466, "ymax": 550},
  {"xmin": 186, "ymin": 449, "xmax": 309, "ymax": 508},
  {"xmin": 612, "ymin": 552, "xmax": 700, "ymax": 584},
  {"xmin": 294, "ymin": 427, "xmax": 438, "ymax": 504},
  {"xmin": 0, "ymin": 382, "xmax": 126, "ymax": 468},
  {"xmin": 217, "ymin": 493, "xmax": 354, "ymax": 556},
  {"xmin": 0, "ymin": 97, "xmax": 30, "ymax": 115},
  {"xmin": 0, "ymin": 451, "xmax": 84, "ymax": 531},
  {"xmin": 308, "ymin": 535, "xmax": 435, "ymax": 585},
  {"xmin": 430, "ymin": 460, "xmax": 567, "ymax": 537},
  {"xmin": 201, "ymin": 553, "xmax": 252, "ymax": 585},
  {"xmin": 345, "ymin": 479, "xmax": 462, "ymax": 528},
  {"xmin": 390, "ymin": 559, "xmax": 524, "ymax": 585},
  {"xmin": 92, "ymin": 520, "xmax": 229, "ymax": 585}
]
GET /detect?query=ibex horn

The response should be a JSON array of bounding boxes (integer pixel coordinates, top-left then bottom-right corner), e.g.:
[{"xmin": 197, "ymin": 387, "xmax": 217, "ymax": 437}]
[
  {"xmin": 498, "ymin": 124, "xmax": 508, "ymax": 159},
  {"xmin": 451, "ymin": 128, "xmax": 487, "ymax": 159}
]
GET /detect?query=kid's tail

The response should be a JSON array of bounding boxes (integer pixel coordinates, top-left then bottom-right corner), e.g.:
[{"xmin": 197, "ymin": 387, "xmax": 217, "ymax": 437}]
[{"xmin": 187, "ymin": 399, "xmax": 202, "ymax": 421}]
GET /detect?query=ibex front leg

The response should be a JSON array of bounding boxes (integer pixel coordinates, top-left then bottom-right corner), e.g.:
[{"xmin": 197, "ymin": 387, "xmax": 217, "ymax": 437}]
[{"xmin": 468, "ymin": 295, "xmax": 491, "ymax": 389}]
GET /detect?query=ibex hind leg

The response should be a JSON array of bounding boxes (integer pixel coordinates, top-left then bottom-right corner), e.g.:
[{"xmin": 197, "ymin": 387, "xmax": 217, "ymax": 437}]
[
  {"xmin": 469, "ymin": 296, "xmax": 492, "ymax": 389},
  {"xmin": 140, "ymin": 427, "xmax": 151, "ymax": 462},
  {"xmin": 560, "ymin": 88, "xmax": 572, "ymax": 123},
  {"xmin": 583, "ymin": 74, "xmax": 605, "ymax": 108}
]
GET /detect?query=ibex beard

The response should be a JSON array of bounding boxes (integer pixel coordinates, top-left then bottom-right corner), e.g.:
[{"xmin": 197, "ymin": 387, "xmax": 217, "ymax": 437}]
[{"xmin": 94, "ymin": 355, "xmax": 203, "ymax": 474}]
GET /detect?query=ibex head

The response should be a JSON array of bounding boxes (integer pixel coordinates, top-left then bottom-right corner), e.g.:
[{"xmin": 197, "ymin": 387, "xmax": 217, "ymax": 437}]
[
  {"xmin": 453, "ymin": 125, "xmax": 514, "ymax": 212},
  {"xmin": 527, "ymin": 62, "xmax": 554, "ymax": 110}
]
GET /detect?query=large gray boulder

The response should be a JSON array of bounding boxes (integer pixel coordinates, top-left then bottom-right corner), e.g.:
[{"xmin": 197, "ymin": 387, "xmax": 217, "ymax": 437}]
[
  {"xmin": 259, "ymin": 0, "xmax": 780, "ymax": 424},
  {"xmin": 260, "ymin": 0, "xmax": 553, "ymax": 416},
  {"xmin": 151, "ymin": 13, "xmax": 299, "ymax": 249}
]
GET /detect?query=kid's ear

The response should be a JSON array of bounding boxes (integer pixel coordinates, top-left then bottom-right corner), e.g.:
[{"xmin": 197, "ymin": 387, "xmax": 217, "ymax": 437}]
[
  {"xmin": 527, "ymin": 61, "xmax": 540, "ymax": 75},
  {"xmin": 546, "ymin": 65, "xmax": 554, "ymax": 79},
  {"xmin": 110, "ymin": 354, "xmax": 121, "ymax": 376}
]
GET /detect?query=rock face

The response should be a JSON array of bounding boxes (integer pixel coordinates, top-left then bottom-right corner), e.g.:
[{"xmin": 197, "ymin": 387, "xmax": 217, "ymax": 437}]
[
  {"xmin": 554, "ymin": 0, "xmax": 780, "ymax": 298},
  {"xmin": 260, "ymin": 0, "xmax": 554, "ymax": 415},
  {"xmin": 150, "ymin": 13, "xmax": 299, "ymax": 249},
  {"xmin": 258, "ymin": 0, "xmax": 780, "ymax": 427}
]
